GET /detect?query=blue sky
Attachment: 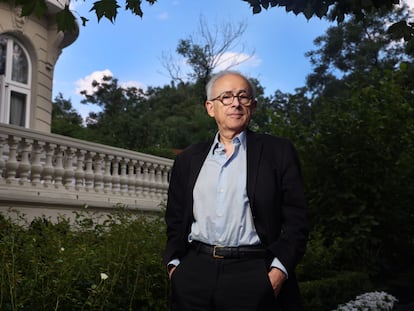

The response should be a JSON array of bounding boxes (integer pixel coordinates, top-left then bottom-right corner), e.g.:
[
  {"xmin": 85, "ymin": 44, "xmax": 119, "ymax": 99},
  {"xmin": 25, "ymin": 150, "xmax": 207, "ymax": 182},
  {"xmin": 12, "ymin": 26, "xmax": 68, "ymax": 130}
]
[{"xmin": 52, "ymin": 0, "xmax": 411, "ymax": 118}]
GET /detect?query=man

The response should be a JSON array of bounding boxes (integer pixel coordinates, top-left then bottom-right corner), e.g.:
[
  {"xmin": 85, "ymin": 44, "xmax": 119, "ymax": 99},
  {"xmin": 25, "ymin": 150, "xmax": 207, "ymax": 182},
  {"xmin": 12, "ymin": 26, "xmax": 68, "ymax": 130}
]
[{"xmin": 163, "ymin": 71, "xmax": 308, "ymax": 311}]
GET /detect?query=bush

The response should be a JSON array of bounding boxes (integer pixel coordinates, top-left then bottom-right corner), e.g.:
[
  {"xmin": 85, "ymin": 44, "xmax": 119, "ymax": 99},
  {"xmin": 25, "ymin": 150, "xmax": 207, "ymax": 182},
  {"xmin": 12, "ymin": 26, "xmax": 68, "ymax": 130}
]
[
  {"xmin": 300, "ymin": 271, "xmax": 373, "ymax": 311},
  {"xmin": 0, "ymin": 207, "xmax": 169, "ymax": 310}
]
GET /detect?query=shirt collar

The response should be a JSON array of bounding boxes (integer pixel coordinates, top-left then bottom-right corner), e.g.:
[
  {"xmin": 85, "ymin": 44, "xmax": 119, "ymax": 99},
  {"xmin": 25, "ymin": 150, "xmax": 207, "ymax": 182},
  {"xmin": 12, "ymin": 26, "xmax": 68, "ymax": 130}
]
[{"xmin": 212, "ymin": 130, "xmax": 247, "ymax": 155}]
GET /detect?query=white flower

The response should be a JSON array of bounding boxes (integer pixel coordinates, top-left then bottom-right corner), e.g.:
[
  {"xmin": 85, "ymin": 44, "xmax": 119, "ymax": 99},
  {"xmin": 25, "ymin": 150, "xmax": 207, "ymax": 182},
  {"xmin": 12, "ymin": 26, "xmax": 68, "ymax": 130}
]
[
  {"xmin": 332, "ymin": 291, "xmax": 398, "ymax": 311},
  {"xmin": 100, "ymin": 272, "xmax": 109, "ymax": 280},
  {"xmin": 60, "ymin": 247, "xmax": 65, "ymax": 252}
]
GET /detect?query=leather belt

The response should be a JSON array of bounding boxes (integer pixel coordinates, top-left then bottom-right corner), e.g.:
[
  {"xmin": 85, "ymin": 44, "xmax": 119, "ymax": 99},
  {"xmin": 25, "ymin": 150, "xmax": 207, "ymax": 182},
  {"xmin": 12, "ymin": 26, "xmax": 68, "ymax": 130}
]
[{"xmin": 191, "ymin": 241, "xmax": 268, "ymax": 259}]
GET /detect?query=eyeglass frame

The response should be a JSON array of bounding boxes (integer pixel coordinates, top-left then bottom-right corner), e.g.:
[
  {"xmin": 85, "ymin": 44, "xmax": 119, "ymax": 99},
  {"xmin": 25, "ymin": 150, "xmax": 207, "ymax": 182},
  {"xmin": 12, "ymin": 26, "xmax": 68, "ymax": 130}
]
[{"xmin": 208, "ymin": 91, "xmax": 255, "ymax": 107}]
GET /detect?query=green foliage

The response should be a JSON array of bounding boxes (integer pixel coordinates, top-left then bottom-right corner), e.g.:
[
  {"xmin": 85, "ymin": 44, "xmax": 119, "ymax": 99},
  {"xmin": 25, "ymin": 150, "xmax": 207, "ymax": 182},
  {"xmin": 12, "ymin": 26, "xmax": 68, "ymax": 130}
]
[
  {"xmin": 0, "ymin": 207, "xmax": 169, "ymax": 310},
  {"xmin": 254, "ymin": 7, "xmax": 414, "ymax": 281},
  {"xmin": 51, "ymin": 93, "xmax": 85, "ymax": 138},
  {"xmin": 3, "ymin": 0, "xmax": 413, "ymax": 46},
  {"xmin": 244, "ymin": 0, "xmax": 401, "ymax": 23},
  {"xmin": 75, "ymin": 78, "xmax": 216, "ymax": 151},
  {"xmin": 55, "ymin": 4, "xmax": 78, "ymax": 32},
  {"xmin": 300, "ymin": 271, "xmax": 373, "ymax": 311},
  {"xmin": 91, "ymin": 0, "xmax": 120, "ymax": 23}
]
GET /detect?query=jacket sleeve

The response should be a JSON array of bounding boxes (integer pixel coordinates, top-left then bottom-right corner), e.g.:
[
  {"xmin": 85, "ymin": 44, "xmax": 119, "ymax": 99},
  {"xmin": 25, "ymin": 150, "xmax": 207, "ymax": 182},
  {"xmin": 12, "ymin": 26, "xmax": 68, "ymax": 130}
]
[{"xmin": 251, "ymin": 136, "xmax": 309, "ymax": 275}]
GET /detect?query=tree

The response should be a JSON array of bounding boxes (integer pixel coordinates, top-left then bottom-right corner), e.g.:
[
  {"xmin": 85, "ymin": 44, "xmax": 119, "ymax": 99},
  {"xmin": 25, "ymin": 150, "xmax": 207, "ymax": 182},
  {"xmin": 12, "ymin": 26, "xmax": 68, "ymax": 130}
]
[
  {"xmin": 161, "ymin": 16, "xmax": 254, "ymax": 87},
  {"xmin": 78, "ymin": 75, "xmax": 151, "ymax": 150},
  {"xmin": 305, "ymin": 3, "xmax": 414, "ymax": 98},
  {"xmin": 76, "ymin": 75, "xmax": 217, "ymax": 152},
  {"xmin": 51, "ymin": 93, "xmax": 85, "ymax": 137},
  {"xmin": 269, "ymin": 7, "xmax": 414, "ymax": 276},
  {"xmin": 3, "ymin": 0, "xmax": 412, "ymax": 44}
]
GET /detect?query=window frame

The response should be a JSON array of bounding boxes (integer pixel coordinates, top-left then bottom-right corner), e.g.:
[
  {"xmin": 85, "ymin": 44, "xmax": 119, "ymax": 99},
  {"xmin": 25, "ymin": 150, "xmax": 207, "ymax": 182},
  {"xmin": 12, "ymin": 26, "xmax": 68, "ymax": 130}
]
[{"xmin": 0, "ymin": 35, "xmax": 31, "ymax": 128}]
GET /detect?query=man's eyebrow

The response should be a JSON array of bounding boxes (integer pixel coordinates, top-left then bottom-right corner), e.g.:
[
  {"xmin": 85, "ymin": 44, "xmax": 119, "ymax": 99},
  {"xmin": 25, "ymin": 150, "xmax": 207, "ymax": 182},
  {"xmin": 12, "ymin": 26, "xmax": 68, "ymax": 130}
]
[{"xmin": 237, "ymin": 89, "xmax": 250, "ymax": 94}]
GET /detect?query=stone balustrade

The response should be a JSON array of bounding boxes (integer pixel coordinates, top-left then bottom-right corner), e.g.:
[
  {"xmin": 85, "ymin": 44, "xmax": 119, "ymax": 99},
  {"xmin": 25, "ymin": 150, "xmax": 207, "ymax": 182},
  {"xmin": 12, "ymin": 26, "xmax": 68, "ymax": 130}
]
[{"xmin": 0, "ymin": 124, "xmax": 174, "ymax": 217}]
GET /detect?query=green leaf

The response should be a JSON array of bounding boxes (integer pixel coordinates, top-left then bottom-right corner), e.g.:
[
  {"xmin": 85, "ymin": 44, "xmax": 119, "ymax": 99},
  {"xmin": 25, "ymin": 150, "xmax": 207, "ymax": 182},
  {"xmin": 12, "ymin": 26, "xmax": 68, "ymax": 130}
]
[
  {"xmin": 126, "ymin": 0, "xmax": 143, "ymax": 17},
  {"xmin": 303, "ymin": 4, "xmax": 315, "ymax": 19},
  {"xmin": 252, "ymin": 5, "xmax": 262, "ymax": 14},
  {"xmin": 261, "ymin": 0, "xmax": 270, "ymax": 10},
  {"xmin": 55, "ymin": 5, "xmax": 77, "ymax": 32},
  {"xmin": 387, "ymin": 20, "xmax": 413, "ymax": 41},
  {"xmin": 80, "ymin": 16, "xmax": 90, "ymax": 27},
  {"xmin": 90, "ymin": 0, "xmax": 120, "ymax": 23}
]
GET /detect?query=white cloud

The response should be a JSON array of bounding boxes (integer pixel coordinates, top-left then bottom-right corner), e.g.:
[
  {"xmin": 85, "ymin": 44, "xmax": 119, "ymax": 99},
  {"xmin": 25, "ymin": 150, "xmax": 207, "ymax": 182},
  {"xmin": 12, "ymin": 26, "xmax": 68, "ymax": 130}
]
[
  {"xmin": 76, "ymin": 70, "xmax": 144, "ymax": 95},
  {"xmin": 75, "ymin": 69, "xmax": 113, "ymax": 95},
  {"xmin": 404, "ymin": 0, "xmax": 414, "ymax": 10},
  {"xmin": 214, "ymin": 52, "xmax": 262, "ymax": 72},
  {"xmin": 120, "ymin": 80, "xmax": 145, "ymax": 90}
]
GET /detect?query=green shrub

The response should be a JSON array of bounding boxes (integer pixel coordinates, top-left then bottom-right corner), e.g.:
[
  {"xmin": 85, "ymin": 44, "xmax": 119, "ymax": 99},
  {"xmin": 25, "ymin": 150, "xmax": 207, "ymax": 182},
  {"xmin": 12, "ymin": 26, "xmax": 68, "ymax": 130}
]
[
  {"xmin": 299, "ymin": 271, "xmax": 373, "ymax": 311},
  {"xmin": 0, "ymin": 207, "xmax": 169, "ymax": 310},
  {"xmin": 0, "ymin": 208, "xmax": 382, "ymax": 311}
]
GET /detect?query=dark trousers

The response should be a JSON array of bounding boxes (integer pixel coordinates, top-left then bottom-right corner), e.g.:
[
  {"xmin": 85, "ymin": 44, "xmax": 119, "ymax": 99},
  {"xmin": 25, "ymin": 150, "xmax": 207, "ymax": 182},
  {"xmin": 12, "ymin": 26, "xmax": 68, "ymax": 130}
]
[{"xmin": 169, "ymin": 248, "xmax": 280, "ymax": 311}]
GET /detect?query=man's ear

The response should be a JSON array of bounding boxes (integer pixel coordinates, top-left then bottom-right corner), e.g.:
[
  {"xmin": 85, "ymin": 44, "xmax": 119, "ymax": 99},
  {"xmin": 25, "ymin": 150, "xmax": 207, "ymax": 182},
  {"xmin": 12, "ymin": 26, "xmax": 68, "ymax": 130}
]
[{"xmin": 205, "ymin": 100, "xmax": 215, "ymax": 117}]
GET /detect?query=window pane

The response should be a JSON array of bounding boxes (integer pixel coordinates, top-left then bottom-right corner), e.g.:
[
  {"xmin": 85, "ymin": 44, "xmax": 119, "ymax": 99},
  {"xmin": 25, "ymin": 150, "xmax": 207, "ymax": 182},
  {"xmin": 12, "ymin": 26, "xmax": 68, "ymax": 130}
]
[
  {"xmin": 10, "ymin": 91, "xmax": 26, "ymax": 126},
  {"xmin": 0, "ymin": 36, "xmax": 6, "ymax": 75},
  {"xmin": 11, "ymin": 42, "xmax": 28, "ymax": 84}
]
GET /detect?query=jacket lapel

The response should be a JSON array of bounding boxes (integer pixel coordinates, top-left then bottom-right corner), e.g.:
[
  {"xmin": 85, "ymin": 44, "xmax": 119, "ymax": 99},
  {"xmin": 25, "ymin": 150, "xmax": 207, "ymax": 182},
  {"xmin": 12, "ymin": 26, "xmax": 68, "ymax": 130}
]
[{"xmin": 187, "ymin": 141, "xmax": 212, "ymax": 200}]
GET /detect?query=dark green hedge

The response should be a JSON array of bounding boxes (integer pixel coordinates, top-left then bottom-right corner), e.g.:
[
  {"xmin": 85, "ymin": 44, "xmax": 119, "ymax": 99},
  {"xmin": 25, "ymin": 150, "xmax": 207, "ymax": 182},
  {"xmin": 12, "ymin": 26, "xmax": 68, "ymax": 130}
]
[{"xmin": 300, "ymin": 271, "xmax": 372, "ymax": 311}]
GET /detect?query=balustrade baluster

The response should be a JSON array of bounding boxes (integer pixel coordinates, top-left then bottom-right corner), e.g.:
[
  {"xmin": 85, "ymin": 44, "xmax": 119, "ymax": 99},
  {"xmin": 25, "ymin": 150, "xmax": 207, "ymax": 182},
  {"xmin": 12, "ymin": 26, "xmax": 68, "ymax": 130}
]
[
  {"xmin": 30, "ymin": 141, "xmax": 43, "ymax": 186},
  {"xmin": 142, "ymin": 162, "xmax": 149, "ymax": 198},
  {"xmin": 5, "ymin": 136, "xmax": 19, "ymax": 184},
  {"xmin": 128, "ymin": 160, "xmax": 136, "ymax": 196},
  {"xmin": 148, "ymin": 163, "xmax": 157, "ymax": 198},
  {"xmin": 0, "ymin": 135, "xmax": 6, "ymax": 182},
  {"xmin": 135, "ymin": 161, "xmax": 144, "ymax": 197},
  {"xmin": 42, "ymin": 143, "xmax": 56, "ymax": 187},
  {"xmin": 111, "ymin": 157, "xmax": 120, "ymax": 194},
  {"xmin": 119, "ymin": 158, "xmax": 128, "ymax": 194},
  {"xmin": 74, "ymin": 149, "xmax": 85, "ymax": 191},
  {"xmin": 155, "ymin": 165, "xmax": 164, "ymax": 199},
  {"xmin": 63, "ymin": 147, "xmax": 74, "ymax": 189},
  {"xmin": 163, "ymin": 166, "xmax": 171, "ymax": 197},
  {"xmin": 103, "ymin": 155, "xmax": 112, "ymax": 193},
  {"xmin": 93, "ymin": 153, "xmax": 103, "ymax": 192},
  {"xmin": 18, "ymin": 138, "xmax": 32, "ymax": 185},
  {"xmin": 54, "ymin": 146, "xmax": 64, "ymax": 188},
  {"xmin": 84, "ymin": 151, "xmax": 94, "ymax": 191}
]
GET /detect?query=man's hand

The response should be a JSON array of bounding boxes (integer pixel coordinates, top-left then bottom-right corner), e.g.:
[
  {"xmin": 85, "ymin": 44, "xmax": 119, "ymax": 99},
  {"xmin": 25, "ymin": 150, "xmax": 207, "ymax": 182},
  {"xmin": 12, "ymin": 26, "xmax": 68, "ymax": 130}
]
[
  {"xmin": 168, "ymin": 265, "xmax": 176, "ymax": 279},
  {"xmin": 268, "ymin": 267, "xmax": 287, "ymax": 297}
]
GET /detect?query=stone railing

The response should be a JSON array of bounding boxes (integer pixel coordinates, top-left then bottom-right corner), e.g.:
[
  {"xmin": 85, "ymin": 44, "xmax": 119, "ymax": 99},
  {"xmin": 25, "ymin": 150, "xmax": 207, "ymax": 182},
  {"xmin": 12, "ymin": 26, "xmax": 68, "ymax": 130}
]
[{"xmin": 0, "ymin": 124, "xmax": 174, "ymax": 217}]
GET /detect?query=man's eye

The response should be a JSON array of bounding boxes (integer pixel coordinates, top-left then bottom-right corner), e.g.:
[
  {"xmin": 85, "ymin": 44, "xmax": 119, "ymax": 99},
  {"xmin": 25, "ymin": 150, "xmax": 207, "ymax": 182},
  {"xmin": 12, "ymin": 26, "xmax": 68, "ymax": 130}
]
[{"xmin": 222, "ymin": 95, "xmax": 233, "ymax": 100}]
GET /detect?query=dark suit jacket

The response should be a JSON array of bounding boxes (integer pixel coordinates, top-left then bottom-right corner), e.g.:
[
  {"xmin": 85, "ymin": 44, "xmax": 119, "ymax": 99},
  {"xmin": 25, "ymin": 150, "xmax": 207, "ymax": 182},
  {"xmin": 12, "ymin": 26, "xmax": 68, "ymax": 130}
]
[{"xmin": 163, "ymin": 130, "xmax": 309, "ymax": 309}]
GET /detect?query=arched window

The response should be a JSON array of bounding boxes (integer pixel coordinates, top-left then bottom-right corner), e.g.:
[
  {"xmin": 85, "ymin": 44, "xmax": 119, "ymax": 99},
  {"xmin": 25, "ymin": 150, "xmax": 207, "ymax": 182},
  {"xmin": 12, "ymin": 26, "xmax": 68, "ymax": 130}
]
[{"xmin": 0, "ymin": 35, "xmax": 31, "ymax": 127}]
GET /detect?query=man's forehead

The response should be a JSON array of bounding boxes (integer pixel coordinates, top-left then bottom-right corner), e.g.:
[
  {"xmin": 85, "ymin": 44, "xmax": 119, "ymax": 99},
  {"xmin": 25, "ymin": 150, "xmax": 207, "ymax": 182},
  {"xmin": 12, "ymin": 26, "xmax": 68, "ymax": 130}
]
[{"xmin": 213, "ymin": 74, "xmax": 250, "ymax": 90}]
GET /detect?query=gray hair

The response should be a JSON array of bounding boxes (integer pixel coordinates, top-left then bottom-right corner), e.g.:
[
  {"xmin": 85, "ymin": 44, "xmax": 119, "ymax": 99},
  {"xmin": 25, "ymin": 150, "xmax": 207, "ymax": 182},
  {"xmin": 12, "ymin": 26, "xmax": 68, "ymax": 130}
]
[{"xmin": 205, "ymin": 70, "xmax": 256, "ymax": 100}]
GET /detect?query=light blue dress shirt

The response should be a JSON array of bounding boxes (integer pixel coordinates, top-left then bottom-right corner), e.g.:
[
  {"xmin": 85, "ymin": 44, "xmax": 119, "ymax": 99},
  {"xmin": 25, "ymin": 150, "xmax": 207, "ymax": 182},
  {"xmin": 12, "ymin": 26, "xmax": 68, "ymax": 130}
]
[
  {"xmin": 190, "ymin": 131, "xmax": 259, "ymax": 246},
  {"xmin": 170, "ymin": 130, "xmax": 287, "ymax": 277}
]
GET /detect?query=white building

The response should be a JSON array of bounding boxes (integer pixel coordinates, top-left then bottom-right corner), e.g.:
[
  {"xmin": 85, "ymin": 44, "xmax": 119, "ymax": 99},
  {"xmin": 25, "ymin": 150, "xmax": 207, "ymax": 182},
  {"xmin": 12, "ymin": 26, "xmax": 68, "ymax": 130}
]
[{"xmin": 0, "ymin": 1, "xmax": 172, "ymax": 221}]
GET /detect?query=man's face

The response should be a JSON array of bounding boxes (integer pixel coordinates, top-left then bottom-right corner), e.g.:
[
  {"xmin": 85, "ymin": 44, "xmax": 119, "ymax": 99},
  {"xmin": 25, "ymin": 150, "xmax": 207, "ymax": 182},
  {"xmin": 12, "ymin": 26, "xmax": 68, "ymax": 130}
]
[{"xmin": 205, "ymin": 74, "xmax": 256, "ymax": 136}]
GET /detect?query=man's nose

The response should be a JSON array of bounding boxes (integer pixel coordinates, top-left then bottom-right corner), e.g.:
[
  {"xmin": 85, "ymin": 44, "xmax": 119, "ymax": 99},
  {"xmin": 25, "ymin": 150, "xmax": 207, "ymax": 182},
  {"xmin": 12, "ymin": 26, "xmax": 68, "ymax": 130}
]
[{"xmin": 231, "ymin": 96, "xmax": 242, "ymax": 107}]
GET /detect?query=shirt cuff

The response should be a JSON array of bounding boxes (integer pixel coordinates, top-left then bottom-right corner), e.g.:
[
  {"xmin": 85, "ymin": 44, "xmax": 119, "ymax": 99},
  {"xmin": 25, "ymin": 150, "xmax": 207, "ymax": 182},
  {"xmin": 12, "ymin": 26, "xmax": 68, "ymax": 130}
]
[
  {"xmin": 270, "ymin": 257, "xmax": 288, "ymax": 279},
  {"xmin": 167, "ymin": 258, "xmax": 180, "ymax": 269}
]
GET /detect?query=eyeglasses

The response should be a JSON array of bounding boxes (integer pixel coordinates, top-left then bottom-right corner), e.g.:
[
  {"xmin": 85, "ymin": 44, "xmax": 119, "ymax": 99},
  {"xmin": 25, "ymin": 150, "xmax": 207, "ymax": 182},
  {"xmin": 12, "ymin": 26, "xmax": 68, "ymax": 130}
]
[{"xmin": 209, "ymin": 91, "xmax": 253, "ymax": 106}]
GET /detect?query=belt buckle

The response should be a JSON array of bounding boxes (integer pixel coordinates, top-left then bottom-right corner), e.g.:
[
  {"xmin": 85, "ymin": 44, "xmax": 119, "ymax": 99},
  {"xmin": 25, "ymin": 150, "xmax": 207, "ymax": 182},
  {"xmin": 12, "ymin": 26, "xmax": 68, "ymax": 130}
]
[{"xmin": 213, "ymin": 245, "xmax": 224, "ymax": 259}]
